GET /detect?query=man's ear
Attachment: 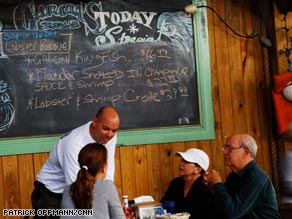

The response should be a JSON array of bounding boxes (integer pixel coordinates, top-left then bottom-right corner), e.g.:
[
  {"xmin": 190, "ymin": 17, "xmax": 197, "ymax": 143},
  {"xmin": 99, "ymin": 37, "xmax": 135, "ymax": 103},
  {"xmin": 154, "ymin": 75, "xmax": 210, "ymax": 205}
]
[
  {"xmin": 243, "ymin": 147, "xmax": 251, "ymax": 157},
  {"xmin": 91, "ymin": 116, "xmax": 97, "ymax": 126}
]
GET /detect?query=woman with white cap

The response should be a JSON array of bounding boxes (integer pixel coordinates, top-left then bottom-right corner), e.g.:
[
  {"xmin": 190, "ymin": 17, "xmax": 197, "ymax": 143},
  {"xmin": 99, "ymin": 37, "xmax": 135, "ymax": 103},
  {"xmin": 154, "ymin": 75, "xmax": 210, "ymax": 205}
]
[{"xmin": 160, "ymin": 148, "xmax": 219, "ymax": 219}]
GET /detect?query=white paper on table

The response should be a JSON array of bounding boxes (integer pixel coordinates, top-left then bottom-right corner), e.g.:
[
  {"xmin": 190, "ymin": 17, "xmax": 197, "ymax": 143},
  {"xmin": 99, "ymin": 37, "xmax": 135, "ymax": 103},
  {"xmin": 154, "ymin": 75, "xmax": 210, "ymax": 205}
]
[{"xmin": 133, "ymin": 195, "xmax": 154, "ymax": 203}]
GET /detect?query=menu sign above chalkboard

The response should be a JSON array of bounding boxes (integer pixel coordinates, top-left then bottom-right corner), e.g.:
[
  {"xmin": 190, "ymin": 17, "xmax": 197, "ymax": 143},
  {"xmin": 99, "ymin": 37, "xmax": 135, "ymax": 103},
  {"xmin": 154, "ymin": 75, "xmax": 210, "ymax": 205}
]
[{"xmin": 0, "ymin": 0, "xmax": 214, "ymax": 154}]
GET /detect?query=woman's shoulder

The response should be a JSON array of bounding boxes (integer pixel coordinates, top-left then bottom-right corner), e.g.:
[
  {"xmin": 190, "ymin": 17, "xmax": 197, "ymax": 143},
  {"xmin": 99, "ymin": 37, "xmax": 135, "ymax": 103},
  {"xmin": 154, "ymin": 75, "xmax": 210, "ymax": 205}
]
[{"xmin": 94, "ymin": 179, "xmax": 116, "ymax": 190}]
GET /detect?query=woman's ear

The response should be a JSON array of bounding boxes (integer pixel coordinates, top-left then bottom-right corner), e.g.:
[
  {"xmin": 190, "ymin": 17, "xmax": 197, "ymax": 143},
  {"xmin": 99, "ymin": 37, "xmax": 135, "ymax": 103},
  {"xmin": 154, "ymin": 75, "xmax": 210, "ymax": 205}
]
[
  {"xmin": 198, "ymin": 166, "xmax": 204, "ymax": 174},
  {"xmin": 101, "ymin": 163, "xmax": 108, "ymax": 174}
]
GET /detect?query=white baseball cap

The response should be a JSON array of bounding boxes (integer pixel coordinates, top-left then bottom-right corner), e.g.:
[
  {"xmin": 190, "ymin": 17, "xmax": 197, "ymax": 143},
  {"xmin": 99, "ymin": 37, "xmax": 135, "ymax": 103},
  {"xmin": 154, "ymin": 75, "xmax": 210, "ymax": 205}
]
[{"xmin": 175, "ymin": 148, "xmax": 210, "ymax": 171}]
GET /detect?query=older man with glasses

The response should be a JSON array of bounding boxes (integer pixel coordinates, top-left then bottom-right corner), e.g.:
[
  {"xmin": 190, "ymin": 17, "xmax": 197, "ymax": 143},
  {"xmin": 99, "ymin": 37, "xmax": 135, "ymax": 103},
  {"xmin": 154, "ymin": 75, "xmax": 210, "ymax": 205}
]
[{"xmin": 203, "ymin": 133, "xmax": 280, "ymax": 219}]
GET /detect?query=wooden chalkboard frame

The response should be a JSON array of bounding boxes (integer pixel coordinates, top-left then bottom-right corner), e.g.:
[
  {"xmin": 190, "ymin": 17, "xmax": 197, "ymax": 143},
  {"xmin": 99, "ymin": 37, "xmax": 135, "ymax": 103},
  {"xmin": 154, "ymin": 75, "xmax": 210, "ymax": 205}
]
[{"xmin": 0, "ymin": 0, "xmax": 214, "ymax": 156}]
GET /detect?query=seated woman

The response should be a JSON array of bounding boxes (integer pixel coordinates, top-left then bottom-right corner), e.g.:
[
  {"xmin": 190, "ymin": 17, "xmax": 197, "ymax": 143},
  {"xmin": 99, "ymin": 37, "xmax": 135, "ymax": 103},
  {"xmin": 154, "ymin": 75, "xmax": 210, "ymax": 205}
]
[
  {"xmin": 160, "ymin": 148, "xmax": 219, "ymax": 219},
  {"xmin": 61, "ymin": 142, "xmax": 134, "ymax": 219}
]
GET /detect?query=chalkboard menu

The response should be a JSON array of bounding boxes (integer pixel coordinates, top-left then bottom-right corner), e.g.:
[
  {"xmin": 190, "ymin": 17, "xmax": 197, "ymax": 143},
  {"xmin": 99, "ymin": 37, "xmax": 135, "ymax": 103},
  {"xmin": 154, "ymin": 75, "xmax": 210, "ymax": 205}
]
[{"xmin": 0, "ymin": 0, "xmax": 214, "ymax": 154}]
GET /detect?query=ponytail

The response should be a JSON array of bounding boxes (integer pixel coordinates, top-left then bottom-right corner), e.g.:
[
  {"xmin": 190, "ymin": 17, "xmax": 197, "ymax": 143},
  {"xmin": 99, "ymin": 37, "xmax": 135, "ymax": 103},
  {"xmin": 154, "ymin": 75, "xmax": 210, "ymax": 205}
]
[
  {"xmin": 70, "ymin": 167, "xmax": 96, "ymax": 209},
  {"xmin": 70, "ymin": 143, "xmax": 107, "ymax": 209}
]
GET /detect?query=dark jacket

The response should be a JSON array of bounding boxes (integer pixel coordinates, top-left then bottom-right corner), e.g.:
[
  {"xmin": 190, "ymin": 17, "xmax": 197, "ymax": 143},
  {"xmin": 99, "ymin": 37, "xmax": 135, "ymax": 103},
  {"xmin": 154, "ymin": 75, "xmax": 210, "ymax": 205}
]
[
  {"xmin": 161, "ymin": 175, "xmax": 220, "ymax": 219},
  {"xmin": 213, "ymin": 161, "xmax": 280, "ymax": 219}
]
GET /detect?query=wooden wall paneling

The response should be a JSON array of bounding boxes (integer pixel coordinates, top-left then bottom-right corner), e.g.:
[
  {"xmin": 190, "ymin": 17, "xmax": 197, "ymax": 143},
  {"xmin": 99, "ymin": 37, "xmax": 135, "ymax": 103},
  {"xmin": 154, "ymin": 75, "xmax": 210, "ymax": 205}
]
[
  {"xmin": 184, "ymin": 141, "xmax": 197, "ymax": 151},
  {"xmin": 133, "ymin": 145, "xmax": 150, "ymax": 197},
  {"xmin": 197, "ymin": 140, "xmax": 212, "ymax": 168},
  {"xmin": 212, "ymin": 3, "xmax": 234, "ymax": 139},
  {"xmin": 18, "ymin": 154, "xmax": 34, "ymax": 209},
  {"xmin": 171, "ymin": 142, "xmax": 185, "ymax": 177},
  {"xmin": 241, "ymin": 34, "xmax": 260, "ymax": 135},
  {"xmin": 114, "ymin": 147, "xmax": 123, "ymax": 201},
  {"xmin": 119, "ymin": 145, "xmax": 136, "ymax": 200},
  {"xmin": 210, "ymin": 141, "xmax": 227, "ymax": 178},
  {"xmin": 239, "ymin": 1, "xmax": 265, "ymax": 169},
  {"xmin": 206, "ymin": 0, "xmax": 226, "ymax": 179},
  {"xmin": 158, "ymin": 143, "xmax": 174, "ymax": 201},
  {"xmin": 32, "ymin": 153, "xmax": 49, "ymax": 178},
  {"xmin": 226, "ymin": 0, "xmax": 248, "ymax": 134},
  {"xmin": 146, "ymin": 144, "xmax": 163, "ymax": 202},
  {"xmin": 2, "ymin": 155, "xmax": 20, "ymax": 219},
  {"xmin": 212, "ymin": 2, "xmax": 235, "ymax": 177}
]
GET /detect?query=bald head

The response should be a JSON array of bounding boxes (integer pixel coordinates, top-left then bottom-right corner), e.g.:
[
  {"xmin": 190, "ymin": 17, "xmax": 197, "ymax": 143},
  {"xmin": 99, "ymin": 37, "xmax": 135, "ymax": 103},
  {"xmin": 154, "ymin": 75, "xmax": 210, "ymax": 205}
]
[
  {"xmin": 90, "ymin": 106, "xmax": 120, "ymax": 144},
  {"xmin": 96, "ymin": 106, "xmax": 120, "ymax": 121}
]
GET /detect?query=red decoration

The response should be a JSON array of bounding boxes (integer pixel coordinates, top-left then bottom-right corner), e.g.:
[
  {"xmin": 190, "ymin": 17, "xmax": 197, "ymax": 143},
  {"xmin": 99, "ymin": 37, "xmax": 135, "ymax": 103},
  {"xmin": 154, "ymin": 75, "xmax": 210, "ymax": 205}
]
[{"xmin": 272, "ymin": 72, "xmax": 292, "ymax": 135}]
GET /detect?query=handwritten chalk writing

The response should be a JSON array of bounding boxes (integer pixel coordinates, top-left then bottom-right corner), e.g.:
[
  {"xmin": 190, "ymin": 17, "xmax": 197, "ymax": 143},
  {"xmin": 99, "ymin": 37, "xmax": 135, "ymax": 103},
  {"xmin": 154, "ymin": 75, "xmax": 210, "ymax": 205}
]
[
  {"xmin": 0, "ymin": 92, "xmax": 11, "ymax": 103},
  {"xmin": 24, "ymin": 54, "xmax": 70, "ymax": 66},
  {"xmin": 161, "ymin": 88, "xmax": 179, "ymax": 101},
  {"xmin": 94, "ymin": 11, "xmax": 157, "ymax": 30},
  {"xmin": 75, "ymin": 50, "xmax": 128, "ymax": 66},
  {"xmin": 124, "ymin": 67, "xmax": 189, "ymax": 86},
  {"xmin": 144, "ymin": 67, "xmax": 188, "ymax": 82},
  {"xmin": 123, "ymin": 87, "xmax": 189, "ymax": 103},
  {"xmin": 3, "ymin": 31, "xmax": 57, "ymax": 41},
  {"xmin": 126, "ymin": 68, "xmax": 143, "ymax": 78},
  {"xmin": 31, "ymin": 31, "xmax": 58, "ymax": 39},
  {"xmin": 26, "ymin": 68, "xmax": 77, "ymax": 83},
  {"xmin": 37, "ymin": 4, "xmax": 83, "ymax": 22},
  {"xmin": 95, "ymin": 26, "xmax": 161, "ymax": 45},
  {"xmin": 77, "ymin": 93, "xmax": 121, "ymax": 109},
  {"xmin": 81, "ymin": 68, "xmax": 124, "ymax": 81},
  {"xmin": 3, "ymin": 33, "xmax": 72, "ymax": 56},
  {"xmin": 150, "ymin": 77, "xmax": 169, "ymax": 88},
  {"xmin": 119, "ymin": 32, "xmax": 158, "ymax": 44},
  {"xmin": 35, "ymin": 81, "xmax": 67, "ymax": 92},
  {"xmin": 123, "ymin": 89, "xmax": 160, "ymax": 103},
  {"xmin": 26, "ymin": 96, "xmax": 73, "ymax": 110},
  {"xmin": 178, "ymin": 87, "xmax": 189, "ymax": 96},
  {"xmin": 39, "ymin": 20, "xmax": 80, "ymax": 30},
  {"xmin": 0, "ymin": 80, "xmax": 15, "ymax": 132},
  {"xmin": 76, "ymin": 79, "xmax": 114, "ymax": 91},
  {"xmin": 39, "ymin": 39, "xmax": 69, "ymax": 52},
  {"xmin": 5, "ymin": 40, "xmax": 37, "ymax": 53},
  {"xmin": 139, "ymin": 48, "xmax": 171, "ymax": 60}
]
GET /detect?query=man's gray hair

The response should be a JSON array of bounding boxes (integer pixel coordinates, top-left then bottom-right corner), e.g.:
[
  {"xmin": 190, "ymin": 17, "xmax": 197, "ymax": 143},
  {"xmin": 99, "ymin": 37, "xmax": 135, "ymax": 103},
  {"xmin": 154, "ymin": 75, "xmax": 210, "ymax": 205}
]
[{"xmin": 240, "ymin": 134, "xmax": 258, "ymax": 159}]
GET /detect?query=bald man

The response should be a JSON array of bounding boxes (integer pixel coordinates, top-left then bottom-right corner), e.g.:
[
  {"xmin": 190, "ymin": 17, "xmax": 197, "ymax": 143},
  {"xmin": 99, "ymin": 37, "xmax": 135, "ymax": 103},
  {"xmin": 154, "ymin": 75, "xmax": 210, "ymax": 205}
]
[
  {"xmin": 31, "ymin": 106, "xmax": 120, "ymax": 218},
  {"xmin": 204, "ymin": 133, "xmax": 280, "ymax": 219}
]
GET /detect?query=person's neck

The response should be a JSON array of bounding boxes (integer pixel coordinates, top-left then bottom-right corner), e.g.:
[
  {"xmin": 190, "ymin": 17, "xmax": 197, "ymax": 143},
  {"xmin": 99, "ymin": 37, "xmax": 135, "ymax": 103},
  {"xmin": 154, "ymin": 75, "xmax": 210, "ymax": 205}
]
[
  {"xmin": 232, "ymin": 158, "xmax": 253, "ymax": 173},
  {"xmin": 95, "ymin": 172, "xmax": 106, "ymax": 181},
  {"xmin": 183, "ymin": 174, "xmax": 201, "ymax": 197},
  {"xmin": 183, "ymin": 174, "xmax": 200, "ymax": 187}
]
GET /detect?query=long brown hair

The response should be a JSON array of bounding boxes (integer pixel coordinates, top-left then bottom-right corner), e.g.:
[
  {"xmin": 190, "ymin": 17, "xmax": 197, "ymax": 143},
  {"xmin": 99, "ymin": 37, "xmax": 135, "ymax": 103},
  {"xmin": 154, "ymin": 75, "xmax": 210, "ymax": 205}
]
[{"xmin": 70, "ymin": 143, "xmax": 107, "ymax": 209}]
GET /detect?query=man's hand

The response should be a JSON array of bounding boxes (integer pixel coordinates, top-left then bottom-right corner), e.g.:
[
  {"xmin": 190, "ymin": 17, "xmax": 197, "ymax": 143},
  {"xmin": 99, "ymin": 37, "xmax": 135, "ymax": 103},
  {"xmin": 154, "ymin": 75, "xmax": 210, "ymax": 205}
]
[{"xmin": 203, "ymin": 170, "xmax": 222, "ymax": 190}]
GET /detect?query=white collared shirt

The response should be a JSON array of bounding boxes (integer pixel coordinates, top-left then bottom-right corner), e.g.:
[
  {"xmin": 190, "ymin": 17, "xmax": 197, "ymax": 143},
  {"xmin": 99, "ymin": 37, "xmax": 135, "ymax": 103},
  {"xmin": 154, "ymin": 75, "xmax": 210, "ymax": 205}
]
[{"xmin": 37, "ymin": 121, "xmax": 116, "ymax": 193}]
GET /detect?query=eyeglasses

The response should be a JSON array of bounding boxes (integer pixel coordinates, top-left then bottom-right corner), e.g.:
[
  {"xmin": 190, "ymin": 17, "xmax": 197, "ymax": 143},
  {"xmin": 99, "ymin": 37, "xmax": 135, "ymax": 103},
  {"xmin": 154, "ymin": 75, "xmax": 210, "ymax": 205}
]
[{"xmin": 222, "ymin": 144, "xmax": 242, "ymax": 152}]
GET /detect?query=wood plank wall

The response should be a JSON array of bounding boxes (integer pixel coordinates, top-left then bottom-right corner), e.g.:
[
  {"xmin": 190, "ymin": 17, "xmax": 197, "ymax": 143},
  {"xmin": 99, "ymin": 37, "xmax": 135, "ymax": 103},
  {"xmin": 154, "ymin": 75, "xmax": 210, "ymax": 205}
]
[{"xmin": 0, "ymin": 0, "xmax": 283, "ymax": 218}]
